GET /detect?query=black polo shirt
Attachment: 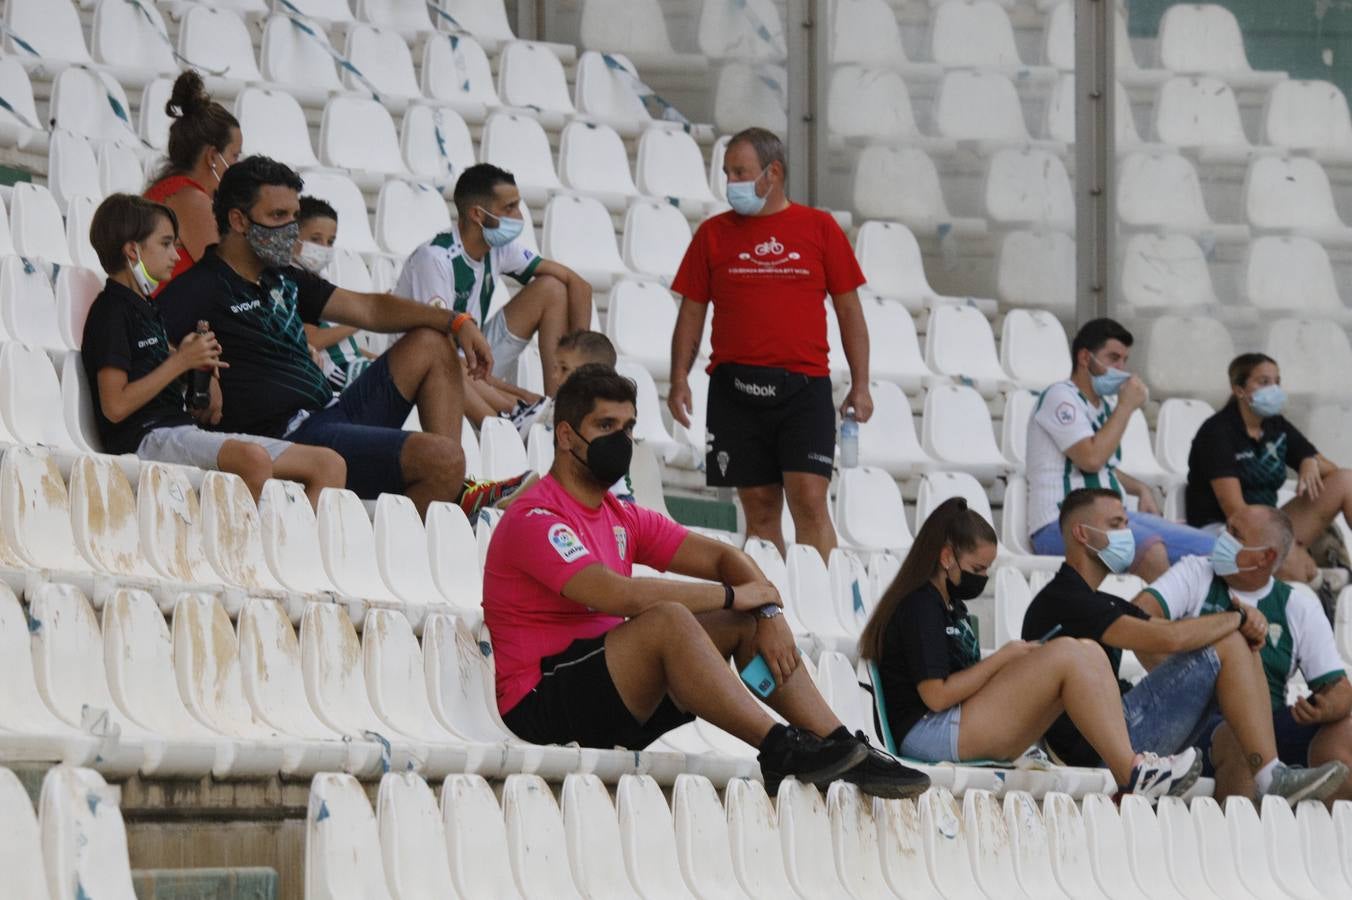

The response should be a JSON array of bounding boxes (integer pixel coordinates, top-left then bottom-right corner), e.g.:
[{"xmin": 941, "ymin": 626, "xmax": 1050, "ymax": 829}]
[
  {"xmin": 1184, "ymin": 398, "xmax": 1317, "ymax": 527},
  {"xmin": 159, "ymin": 245, "xmax": 336, "ymax": 438},
  {"xmin": 878, "ymin": 584, "xmax": 982, "ymax": 744},
  {"xmin": 1022, "ymin": 562, "xmax": 1149, "ymax": 766},
  {"xmin": 80, "ymin": 279, "xmax": 194, "ymax": 454}
]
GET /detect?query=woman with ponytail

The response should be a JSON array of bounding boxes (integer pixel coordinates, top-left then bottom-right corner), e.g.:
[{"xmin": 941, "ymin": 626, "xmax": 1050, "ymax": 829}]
[
  {"xmin": 144, "ymin": 71, "xmax": 242, "ymax": 287},
  {"xmin": 859, "ymin": 497, "xmax": 1203, "ymax": 797}
]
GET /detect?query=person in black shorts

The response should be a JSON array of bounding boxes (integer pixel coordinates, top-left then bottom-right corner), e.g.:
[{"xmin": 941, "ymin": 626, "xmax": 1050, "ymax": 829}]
[
  {"xmin": 1187, "ymin": 352, "xmax": 1352, "ymax": 586},
  {"xmin": 157, "ymin": 155, "xmax": 530, "ymax": 517},
  {"xmin": 668, "ymin": 128, "xmax": 871, "ymax": 560}
]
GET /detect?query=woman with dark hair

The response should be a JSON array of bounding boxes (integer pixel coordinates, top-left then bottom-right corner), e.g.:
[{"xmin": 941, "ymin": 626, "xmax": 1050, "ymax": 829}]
[
  {"xmin": 859, "ymin": 497, "xmax": 1199, "ymax": 796},
  {"xmin": 144, "ymin": 71, "xmax": 242, "ymax": 286},
  {"xmin": 1186, "ymin": 353, "xmax": 1352, "ymax": 585}
]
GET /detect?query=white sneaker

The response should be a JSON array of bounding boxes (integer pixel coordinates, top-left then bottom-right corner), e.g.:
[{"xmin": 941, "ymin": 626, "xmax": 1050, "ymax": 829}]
[
  {"xmin": 511, "ymin": 397, "xmax": 551, "ymax": 438},
  {"xmin": 1123, "ymin": 748, "xmax": 1202, "ymax": 799}
]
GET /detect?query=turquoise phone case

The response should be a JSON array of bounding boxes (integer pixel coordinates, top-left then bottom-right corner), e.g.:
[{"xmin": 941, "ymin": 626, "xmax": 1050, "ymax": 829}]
[{"xmin": 739, "ymin": 654, "xmax": 776, "ymax": 699}]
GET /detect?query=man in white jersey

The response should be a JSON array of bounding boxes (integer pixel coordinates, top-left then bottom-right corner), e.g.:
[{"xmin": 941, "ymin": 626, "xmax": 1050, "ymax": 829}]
[
  {"xmin": 1136, "ymin": 505, "xmax": 1352, "ymax": 804},
  {"xmin": 1026, "ymin": 317, "xmax": 1215, "ymax": 580},
  {"xmin": 396, "ymin": 164, "xmax": 593, "ymax": 423}
]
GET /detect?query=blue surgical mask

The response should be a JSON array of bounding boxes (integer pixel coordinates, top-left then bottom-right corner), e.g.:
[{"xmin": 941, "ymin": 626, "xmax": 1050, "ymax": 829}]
[
  {"xmin": 1248, "ymin": 385, "xmax": 1286, "ymax": 419},
  {"xmin": 1089, "ymin": 354, "xmax": 1131, "ymax": 398},
  {"xmin": 1084, "ymin": 525, "xmax": 1135, "ymax": 574},
  {"xmin": 1210, "ymin": 530, "xmax": 1266, "ymax": 577},
  {"xmin": 726, "ymin": 167, "xmax": 767, "ymax": 216},
  {"xmin": 477, "ymin": 207, "xmax": 524, "ymax": 247}
]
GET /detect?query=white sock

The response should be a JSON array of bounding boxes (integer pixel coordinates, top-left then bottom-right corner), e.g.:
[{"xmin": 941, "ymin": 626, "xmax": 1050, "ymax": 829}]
[{"xmin": 1254, "ymin": 759, "xmax": 1280, "ymax": 794}]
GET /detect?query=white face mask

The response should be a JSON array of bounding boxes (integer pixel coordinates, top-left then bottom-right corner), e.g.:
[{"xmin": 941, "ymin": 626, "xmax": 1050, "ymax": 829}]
[{"xmin": 294, "ymin": 241, "xmax": 333, "ymax": 274}]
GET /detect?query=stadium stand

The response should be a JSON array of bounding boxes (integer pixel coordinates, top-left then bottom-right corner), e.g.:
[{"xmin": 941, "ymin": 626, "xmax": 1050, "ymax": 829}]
[{"xmin": 0, "ymin": 0, "xmax": 1348, "ymax": 896}]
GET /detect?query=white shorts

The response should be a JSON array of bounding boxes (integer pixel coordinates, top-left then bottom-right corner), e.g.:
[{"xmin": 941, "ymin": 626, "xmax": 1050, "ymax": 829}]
[
  {"xmin": 483, "ymin": 309, "xmax": 530, "ymax": 379},
  {"xmin": 137, "ymin": 425, "xmax": 292, "ymax": 470}
]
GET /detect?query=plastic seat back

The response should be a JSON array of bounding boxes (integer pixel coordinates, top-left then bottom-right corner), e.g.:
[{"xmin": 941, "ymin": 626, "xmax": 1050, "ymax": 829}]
[
  {"xmin": 1117, "ymin": 151, "xmax": 1214, "ymax": 231},
  {"xmin": 299, "ymin": 602, "xmax": 385, "ymax": 737},
  {"xmin": 1245, "ymin": 155, "xmax": 1347, "ymax": 231},
  {"xmin": 69, "ymin": 455, "xmax": 153, "ymax": 579},
  {"xmin": 936, "ymin": 69, "xmax": 1031, "ymax": 143},
  {"xmin": 1264, "ymin": 79, "xmax": 1352, "ymax": 156},
  {"xmin": 307, "ymin": 772, "xmax": 395, "ymax": 900},
  {"xmin": 498, "ymin": 40, "xmax": 575, "ymax": 116},
  {"xmin": 1266, "ymin": 317, "xmax": 1352, "ymax": 400},
  {"xmin": 441, "ymin": 774, "xmax": 524, "ymax": 898},
  {"xmin": 1002, "ymin": 791, "xmax": 1070, "ymax": 899},
  {"xmin": 1002, "ymin": 309, "xmax": 1070, "ymax": 392},
  {"xmin": 834, "ymin": 466, "xmax": 913, "ymax": 553},
  {"xmin": 559, "ymin": 120, "xmax": 637, "ymax": 201},
  {"xmin": 986, "ymin": 147, "xmax": 1075, "ymax": 230},
  {"xmin": 503, "ymin": 774, "xmax": 585, "ymax": 898},
  {"xmin": 829, "ymin": 65, "xmax": 922, "ymax": 142},
  {"xmin": 1119, "ymin": 233, "xmax": 1218, "ymax": 311},
  {"xmin": 1143, "ymin": 315, "xmax": 1235, "ymax": 406},
  {"xmin": 425, "ymin": 502, "xmax": 484, "ymax": 612},
  {"xmin": 344, "ymin": 23, "xmax": 419, "ymax": 97},
  {"xmin": 374, "ymin": 492, "xmax": 448, "ymax": 611},
  {"xmin": 1, "ymin": 443, "xmax": 83, "ymax": 571},
  {"xmin": 300, "ymin": 170, "xmax": 379, "ymax": 252},
  {"xmin": 636, "ymin": 128, "xmax": 716, "ymax": 206},
  {"xmin": 401, "ymin": 104, "xmax": 475, "ymax": 186},
  {"xmin": 200, "ymin": 471, "xmax": 287, "ymax": 594},
  {"xmin": 320, "ymin": 96, "xmax": 407, "ymax": 176},
  {"xmin": 7, "ymin": 0, "xmax": 90, "ymax": 63},
  {"xmin": 997, "ymin": 230, "xmax": 1075, "ymax": 314},
  {"xmin": 49, "ymin": 66, "xmax": 137, "ymax": 148},
  {"xmin": 1155, "ymin": 75, "xmax": 1250, "ymax": 149},
  {"xmin": 420, "ymin": 32, "xmax": 500, "ymax": 111},
  {"xmin": 672, "ymin": 773, "xmax": 748, "ymax": 898},
  {"xmin": 777, "ymin": 779, "xmax": 852, "ymax": 897},
  {"xmin": 178, "ymin": 5, "xmax": 262, "ymax": 82},
  {"xmin": 316, "ymin": 487, "xmax": 399, "ymax": 603},
  {"xmin": 39, "ymin": 766, "xmax": 136, "ymax": 900},
  {"xmin": 91, "ymin": 0, "xmax": 177, "ymax": 76},
  {"xmin": 376, "ymin": 772, "xmax": 455, "ymax": 899},
  {"xmin": 697, "ymin": 0, "xmax": 787, "ymax": 61},
  {"xmin": 260, "ymin": 478, "xmax": 340, "ymax": 594},
  {"xmin": 260, "ymin": 13, "xmax": 343, "ymax": 93},
  {"xmin": 480, "ymin": 111, "xmax": 562, "ymax": 199},
  {"xmin": 421, "ymin": 613, "xmax": 512, "ymax": 743},
  {"xmin": 616, "ymin": 774, "xmax": 695, "ymax": 900},
  {"xmin": 236, "ymin": 87, "xmax": 320, "ymax": 169},
  {"xmin": 562, "ymin": 773, "xmax": 639, "ymax": 898},
  {"xmin": 1241, "ymin": 235, "xmax": 1343, "ymax": 314},
  {"xmin": 0, "ymin": 766, "xmax": 50, "ymax": 896},
  {"xmin": 12, "ymin": 182, "xmax": 73, "ymax": 265},
  {"xmin": 237, "ymin": 597, "xmax": 347, "ymax": 742},
  {"xmin": 1159, "ymin": 4, "xmax": 1261, "ymax": 75}
]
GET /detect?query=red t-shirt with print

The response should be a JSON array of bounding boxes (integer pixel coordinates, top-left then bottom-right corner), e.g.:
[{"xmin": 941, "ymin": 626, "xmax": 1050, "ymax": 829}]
[{"xmin": 670, "ymin": 203, "xmax": 866, "ymax": 377}]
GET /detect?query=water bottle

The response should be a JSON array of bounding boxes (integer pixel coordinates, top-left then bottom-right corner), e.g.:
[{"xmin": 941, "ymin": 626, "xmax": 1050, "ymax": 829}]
[
  {"xmin": 840, "ymin": 408, "xmax": 859, "ymax": 469},
  {"xmin": 187, "ymin": 320, "xmax": 213, "ymax": 411}
]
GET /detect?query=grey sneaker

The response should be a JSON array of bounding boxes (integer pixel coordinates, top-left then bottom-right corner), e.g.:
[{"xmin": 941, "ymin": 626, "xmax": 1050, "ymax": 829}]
[
  {"xmin": 1122, "ymin": 748, "xmax": 1202, "ymax": 799},
  {"xmin": 1262, "ymin": 761, "xmax": 1349, "ymax": 805}
]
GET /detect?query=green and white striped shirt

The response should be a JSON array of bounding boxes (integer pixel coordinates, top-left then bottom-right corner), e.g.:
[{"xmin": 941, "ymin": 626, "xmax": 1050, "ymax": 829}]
[
  {"xmin": 1027, "ymin": 380, "xmax": 1124, "ymax": 533},
  {"xmin": 394, "ymin": 220, "xmax": 541, "ymax": 324}
]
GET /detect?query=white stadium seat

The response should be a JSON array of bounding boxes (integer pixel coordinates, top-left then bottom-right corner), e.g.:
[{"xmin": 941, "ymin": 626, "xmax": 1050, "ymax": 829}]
[
  {"xmin": 90, "ymin": 0, "xmax": 177, "ymax": 84},
  {"xmin": 606, "ymin": 279, "xmax": 677, "ymax": 377},
  {"xmin": 698, "ymin": 0, "xmax": 787, "ymax": 62},
  {"xmin": 499, "ymin": 41, "xmax": 576, "ymax": 128},
  {"xmin": 0, "ymin": 446, "xmax": 86, "ymax": 583},
  {"xmin": 920, "ymin": 787, "xmax": 993, "ymax": 899},
  {"xmin": 916, "ymin": 470, "xmax": 998, "ymax": 532},
  {"xmin": 828, "ymin": 781, "xmax": 896, "ymax": 898},
  {"xmin": 259, "ymin": 478, "xmax": 343, "ymax": 597},
  {"xmin": 319, "ymin": 96, "xmax": 409, "ymax": 184},
  {"xmin": 1044, "ymin": 0, "xmax": 1167, "ymax": 87},
  {"xmin": 66, "ymin": 196, "xmax": 104, "ymax": 275},
  {"xmin": 930, "ymin": 0, "xmax": 1041, "ymax": 74},
  {"xmin": 1263, "ymin": 79, "xmax": 1352, "ymax": 163},
  {"xmin": 1154, "ymin": 75, "xmax": 1262, "ymax": 163},
  {"xmin": 1245, "ymin": 155, "xmax": 1352, "ymax": 246},
  {"xmin": 1002, "ymin": 390, "xmax": 1037, "ymax": 471},
  {"xmin": 0, "ymin": 767, "xmax": 50, "ymax": 895},
  {"xmin": 1118, "ymin": 150, "xmax": 1248, "ymax": 242},
  {"xmin": 615, "ymin": 774, "xmax": 696, "ymax": 899},
  {"xmin": 985, "ymin": 147, "xmax": 1075, "ymax": 231},
  {"xmin": 236, "ymin": 87, "xmax": 320, "ymax": 170},
  {"xmin": 1195, "ymin": 796, "xmax": 1283, "ymax": 899},
  {"xmin": 922, "ymin": 384, "xmax": 1011, "ymax": 482},
  {"xmin": 776, "ymin": 779, "xmax": 856, "ymax": 896},
  {"xmin": 1042, "ymin": 792, "xmax": 1112, "ymax": 900},
  {"xmin": 786, "ymin": 543, "xmax": 852, "ymax": 644},
  {"xmin": 994, "ymin": 567, "xmax": 1033, "ymax": 646},
  {"xmin": 829, "ymin": 66, "xmax": 937, "ymax": 147},
  {"xmin": 617, "ymin": 360, "xmax": 682, "ymax": 462},
  {"xmin": 1297, "ymin": 800, "xmax": 1352, "ymax": 896},
  {"xmin": 139, "ymin": 77, "xmax": 173, "ymax": 152},
  {"xmin": 5, "ymin": 0, "xmax": 91, "ymax": 66},
  {"xmin": 622, "ymin": 199, "xmax": 692, "ymax": 285},
  {"xmin": 1043, "ymin": 74, "xmax": 1141, "ymax": 147},
  {"xmin": 854, "ymin": 220, "xmax": 971, "ymax": 313},
  {"xmin": 0, "ymin": 344, "xmax": 72, "ymax": 447},
  {"xmin": 579, "ymin": 0, "xmax": 683, "ymax": 62},
  {"xmin": 1143, "ymin": 314, "xmax": 1236, "ymax": 405},
  {"xmin": 425, "ymin": 501, "xmax": 483, "ymax": 614},
  {"xmin": 1155, "ymin": 398, "xmax": 1215, "ymax": 476},
  {"xmin": 0, "ymin": 57, "xmax": 44, "ymax": 152},
  {"xmin": 375, "ymin": 772, "xmax": 456, "ymax": 899},
  {"xmin": 1119, "ymin": 794, "xmax": 1201, "ymax": 900},
  {"xmin": 2, "ymin": 255, "xmax": 65, "ymax": 353},
  {"xmin": 1260, "ymin": 794, "xmax": 1326, "ymax": 898},
  {"xmin": 1155, "ymin": 797, "xmax": 1239, "ymax": 899},
  {"xmin": 853, "ymin": 145, "xmax": 987, "ymax": 236},
  {"xmin": 375, "ymin": 180, "xmax": 450, "ymax": 257},
  {"xmin": 964, "ymin": 789, "xmax": 1034, "ymax": 900},
  {"xmin": 1001, "ymin": 309, "xmax": 1071, "ymax": 392},
  {"xmin": 47, "ymin": 129, "xmax": 102, "ymax": 214},
  {"xmin": 198, "ymin": 471, "xmax": 292, "ymax": 608},
  {"xmin": 1119, "ymin": 233, "xmax": 1221, "ymax": 313},
  {"xmin": 300, "ymin": 170, "xmax": 380, "ymax": 254},
  {"xmin": 997, "ymin": 229, "xmax": 1075, "ymax": 315},
  {"xmin": 68, "ymin": 456, "xmax": 155, "ymax": 583},
  {"xmin": 478, "ymin": 417, "xmax": 530, "ymax": 481},
  {"xmin": 874, "ymin": 796, "xmax": 947, "ymax": 898},
  {"xmin": 832, "ymin": 0, "xmax": 935, "ymax": 73},
  {"xmin": 135, "ymin": 464, "xmax": 219, "ymax": 590},
  {"xmin": 344, "ymin": 23, "xmax": 421, "ymax": 102},
  {"xmin": 98, "ymin": 142, "xmax": 145, "ymax": 198},
  {"xmin": 373, "ymin": 493, "xmax": 452, "ymax": 623},
  {"xmin": 1265, "ymin": 317, "xmax": 1352, "ymax": 400},
  {"xmin": 12, "ymin": 182, "xmax": 72, "ymax": 266},
  {"xmin": 61, "ymin": 351, "xmax": 102, "ymax": 453},
  {"xmin": 562, "ymin": 773, "xmax": 641, "ymax": 898},
  {"xmin": 442, "ymin": 773, "xmax": 525, "ymax": 899},
  {"xmin": 925, "ymin": 304, "xmax": 1010, "ymax": 397},
  {"xmin": 542, "ymin": 193, "xmax": 631, "ymax": 290},
  {"xmin": 437, "ymin": 0, "xmax": 516, "ymax": 45},
  {"xmin": 316, "ymin": 487, "xmax": 402, "ymax": 611},
  {"xmin": 558, "ymin": 120, "xmax": 638, "ymax": 212},
  {"xmin": 400, "ymin": 104, "xmax": 475, "ymax": 187},
  {"xmin": 835, "ymin": 466, "xmax": 913, "ymax": 552},
  {"xmin": 1081, "ymin": 794, "xmax": 1152, "ymax": 900},
  {"xmin": 420, "ymin": 33, "xmax": 500, "ymax": 122},
  {"xmin": 636, "ymin": 128, "xmax": 718, "ymax": 216},
  {"xmin": 713, "ymin": 62, "xmax": 789, "ymax": 136},
  {"xmin": 574, "ymin": 51, "xmax": 674, "ymax": 137},
  {"xmin": 934, "ymin": 70, "xmax": 1044, "ymax": 150},
  {"xmin": 1240, "ymin": 235, "xmax": 1345, "ymax": 316},
  {"xmin": 503, "ymin": 773, "xmax": 586, "ymax": 898},
  {"xmin": 49, "ymin": 66, "xmax": 139, "ymax": 148},
  {"xmin": 177, "ymin": 5, "xmax": 262, "ymax": 86},
  {"xmin": 858, "ymin": 380, "xmax": 933, "ymax": 477},
  {"xmin": 1158, "ymin": 4, "xmax": 1287, "ymax": 89},
  {"xmin": 858, "ymin": 291, "xmax": 936, "ymax": 390},
  {"xmin": 1003, "ymin": 791, "xmax": 1074, "ymax": 899},
  {"xmin": 480, "ymin": 111, "xmax": 563, "ymax": 208},
  {"xmin": 39, "ymin": 766, "xmax": 137, "ymax": 899},
  {"xmin": 724, "ymin": 776, "xmax": 797, "ymax": 897},
  {"xmin": 259, "ymin": 13, "xmax": 346, "ymax": 104},
  {"xmin": 306, "ymin": 772, "xmax": 395, "ymax": 900}
]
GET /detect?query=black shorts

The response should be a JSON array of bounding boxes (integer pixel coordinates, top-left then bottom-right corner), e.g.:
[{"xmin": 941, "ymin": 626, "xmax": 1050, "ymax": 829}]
[
  {"xmin": 705, "ymin": 363, "xmax": 836, "ymax": 487},
  {"xmin": 501, "ymin": 636, "xmax": 694, "ymax": 750}
]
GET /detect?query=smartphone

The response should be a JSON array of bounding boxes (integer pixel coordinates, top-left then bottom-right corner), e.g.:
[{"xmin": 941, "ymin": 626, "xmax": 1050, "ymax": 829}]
[
  {"xmin": 1036, "ymin": 624, "xmax": 1063, "ymax": 644},
  {"xmin": 739, "ymin": 654, "xmax": 777, "ymax": 699}
]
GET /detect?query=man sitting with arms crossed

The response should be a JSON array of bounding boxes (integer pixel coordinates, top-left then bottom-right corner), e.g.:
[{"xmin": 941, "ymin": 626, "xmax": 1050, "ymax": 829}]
[
  {"xmin": 1026, "ymin": 318, "xmax": 1215, "ymax": 580},
  {"xmin": 1023, "ymin": 488, "xmax": 1346, "ymax": 803},
  {"xmin": 1135, "ymin": 505, "xmax": 1352, "ymax": 803},
  {"xmin": 159, "ymin": 155, "xmax": 529, "ymax": 517},
  {"xmin": 483, "ymin": 364, "xmax": 928, "ymax": 796}
]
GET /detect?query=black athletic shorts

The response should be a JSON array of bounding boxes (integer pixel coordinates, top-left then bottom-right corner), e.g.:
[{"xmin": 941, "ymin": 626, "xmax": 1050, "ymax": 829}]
[
  {"xmin": 501, "ymin": 635, "xmax": 694, "ymax": 750},
  {"xmin": 705, "ymin": 363, "xmax": 836, "ymax": 487}
]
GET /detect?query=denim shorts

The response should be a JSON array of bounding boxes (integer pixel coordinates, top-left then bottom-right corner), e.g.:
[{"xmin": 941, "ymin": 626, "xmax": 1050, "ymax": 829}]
[
  {"xmin": 1122, "ymin": 647, "xmax": 1222, "ymax": 756},
  {"xmin": 285, "ymin": 353, "xmax": 413, "ymax": 498},
  {"xmin": 1031, "ymin": 511, "xmax": 1217, "ymax": 565},
  {"xmin": 899, "ymin": 705, "xmax": 962, "ymax": 762}
]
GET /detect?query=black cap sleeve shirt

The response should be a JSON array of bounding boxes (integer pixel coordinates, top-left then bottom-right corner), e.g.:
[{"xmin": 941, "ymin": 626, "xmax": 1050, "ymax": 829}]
[
  {"xmin": 879, "ymin": 584, "xmax": 983, "ymax": 743},
  {"xmin": 159, "ymin": 246, "xmax": 337, "ymax": 438},
  {"xmin": 1020, "ymin": 563, "xmax": 1149, "ymax": 765},
  {"xmin": 1184, "ymin": 398, "xmax": 1318, "ymax": 527},
  {"xmin": 80, "ymin": 279, "xmax": 193, "ymax": 454}
]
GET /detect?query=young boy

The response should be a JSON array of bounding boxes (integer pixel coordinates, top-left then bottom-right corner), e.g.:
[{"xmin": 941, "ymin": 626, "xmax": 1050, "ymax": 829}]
[
  {"xmin": 82, "ymin": 193, "xmax": 346, "ymax": 506},
  {"xmin": 294, "ymin": 197, "xmax": 376, "ymax": 392}
]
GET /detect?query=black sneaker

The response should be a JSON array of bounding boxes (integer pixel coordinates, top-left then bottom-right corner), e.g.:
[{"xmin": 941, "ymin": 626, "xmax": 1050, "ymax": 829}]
[
  {"xmin": 757, "ymin": 724, "xmax": 869, "ymax": 795},
  {"xmin": 836, "ymin": 730, "xmax": 931, "ymax": 800}
]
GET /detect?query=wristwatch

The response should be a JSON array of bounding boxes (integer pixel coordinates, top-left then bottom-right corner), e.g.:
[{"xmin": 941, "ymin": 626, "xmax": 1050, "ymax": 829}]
[{"xmin": 755, "ymin": 604, "xmax": 782, "ymax": 620}]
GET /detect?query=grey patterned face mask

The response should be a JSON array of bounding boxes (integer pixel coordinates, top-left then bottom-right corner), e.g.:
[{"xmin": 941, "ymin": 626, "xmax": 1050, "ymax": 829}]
[{"xmin": 246, "ymin": 218, "xmax": 300, "ymax": 269}]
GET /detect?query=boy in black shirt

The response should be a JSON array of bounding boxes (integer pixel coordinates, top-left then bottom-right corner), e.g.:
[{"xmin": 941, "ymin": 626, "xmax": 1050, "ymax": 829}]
[{"xmin": 81, "ymin": 193, "xmax": 346, "ymax": 505}]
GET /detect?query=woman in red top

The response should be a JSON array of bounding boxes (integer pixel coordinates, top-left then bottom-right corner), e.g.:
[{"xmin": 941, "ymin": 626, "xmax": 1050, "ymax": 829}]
[{"xmin": 144, "ymin": 71, "xmax": 242, "ymax": 287}]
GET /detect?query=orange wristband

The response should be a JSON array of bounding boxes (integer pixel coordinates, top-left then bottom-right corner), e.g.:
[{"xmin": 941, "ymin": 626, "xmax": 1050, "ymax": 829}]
[{"xmin": 450, "ymin": 312, "xmax": 472, "ymax": 335}]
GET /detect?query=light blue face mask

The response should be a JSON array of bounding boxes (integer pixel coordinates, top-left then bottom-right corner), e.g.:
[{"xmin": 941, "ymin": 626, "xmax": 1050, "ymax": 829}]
[
  {"xmin": 477, "ymin": 207, "xmax": 524, "ymax": 247},
  {"xmin": 1084, "ymin": 525, "xmax": 1136, "ymax": 574},
  {"xmin": 1248, "ymin": 384, "xmax": 1287, "ymax": 419},
  {"xmin": 1089, "ymin": 354, "xmax": 1131, "ymax": 398},
  {"xmin": 726, "ymin": 167, "xmax": 767, "ymax": 216},
  {"xmin": 1210, "ymin": 530, "xmax": 1266, "ymax": 577}
]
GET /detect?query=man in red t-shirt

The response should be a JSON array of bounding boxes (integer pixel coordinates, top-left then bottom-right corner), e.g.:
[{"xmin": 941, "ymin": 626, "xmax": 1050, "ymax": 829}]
[
  {"xmin": 668, "ymin": 127, "xmax": 870, "ymax": 560},
  {"xmin": 484, "ymin": 364, "xmax": 926, "ymax": 798}
]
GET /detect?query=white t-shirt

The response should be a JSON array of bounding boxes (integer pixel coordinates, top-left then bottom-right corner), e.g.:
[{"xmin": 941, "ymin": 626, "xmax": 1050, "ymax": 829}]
[
  {"xmin": 1025, "ymin": 380, "xmax": 1125, "ymax": 535},
  {"xmin": 1145, "ymin": 555, "xmax": 1346, "ymax": 707},
  {"xmin": 394, "ymin": 220, "xmax": 541, "ymax": 323}
]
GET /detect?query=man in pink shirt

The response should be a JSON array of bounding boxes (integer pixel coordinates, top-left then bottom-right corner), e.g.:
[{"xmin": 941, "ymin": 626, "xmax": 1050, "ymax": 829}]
[{"xmin": 484, "ymin": 364, "xmax": 928, "ymax": 797}]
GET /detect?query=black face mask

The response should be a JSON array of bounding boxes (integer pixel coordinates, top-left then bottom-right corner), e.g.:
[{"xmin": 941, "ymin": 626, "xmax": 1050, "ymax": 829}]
[
  {"xmin": 945, "ymin": 564, "xmax": 988, "ymax": 602},
  {"xmin": 570, "ymin": 429, "xmax": 633, "ymax": 487}
]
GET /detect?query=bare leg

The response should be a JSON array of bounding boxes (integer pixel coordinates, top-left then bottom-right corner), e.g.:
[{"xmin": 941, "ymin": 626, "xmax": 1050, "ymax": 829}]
[
  {"xmin": 399, "ymin": 432, "xmax": 466, "ymax": 516},
  {"xmin": 215, "ymin": 440, "xmax": 274, "ymax": 503},
  {"xmin": 272, "ymin": 445, "xmax": 347, "ymax": 508},
  {"xmin": 1277, "ymin": 544, "xmax": 1318, "ymax": 585},
  {"xmin": 1308, "ymin": 717, "xmax": 1352, "ymax": 805},
  {"xmin": 501, "ymin": 276, "xmax": 576, "ymax": 394},
  {"xmin": 383, "ymin": 327, "xmax": 465, "ymax": 438},
  {"xmin": 784, "ymin": 471, "xmax": 836, "ymax": 562},
  {"xmin": 957, "ymin": 638, "xmax": 1138, "ymax": 785},
  {"xmin": 739, "ymin": 484, "xmax": 786, "ymax": 556},
  {"xmin": 1209, "ymin": 723, "xmax": 1254, "ymax": 802},
  {"xmin": 1212, "ymin": 632, "xmax": 1279, "ymax": 773},
  {"xmin": 461, "ymin": 376, "xmax": 504, "ymax": 429},
  {"xmin": 1132, "ymin": 541, "xmax": 1169, "ymax": 582},
  {"xmin": 1283, "ymin": 468, "xmax": 1352, "ymax": 567},
  {"xmin": 484, "ymin": 373, "xmax": 543, "ymax": 405}
]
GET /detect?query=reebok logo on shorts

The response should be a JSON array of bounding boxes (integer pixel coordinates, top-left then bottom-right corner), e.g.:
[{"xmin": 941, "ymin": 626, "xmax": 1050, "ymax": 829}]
[
  {"xmin": 733, "ymin": 377, "xmax": 776, "ymax": 398},
  {"xmin": 548, "ymin": 523, "xmax": 589, "ymax": 563}
]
